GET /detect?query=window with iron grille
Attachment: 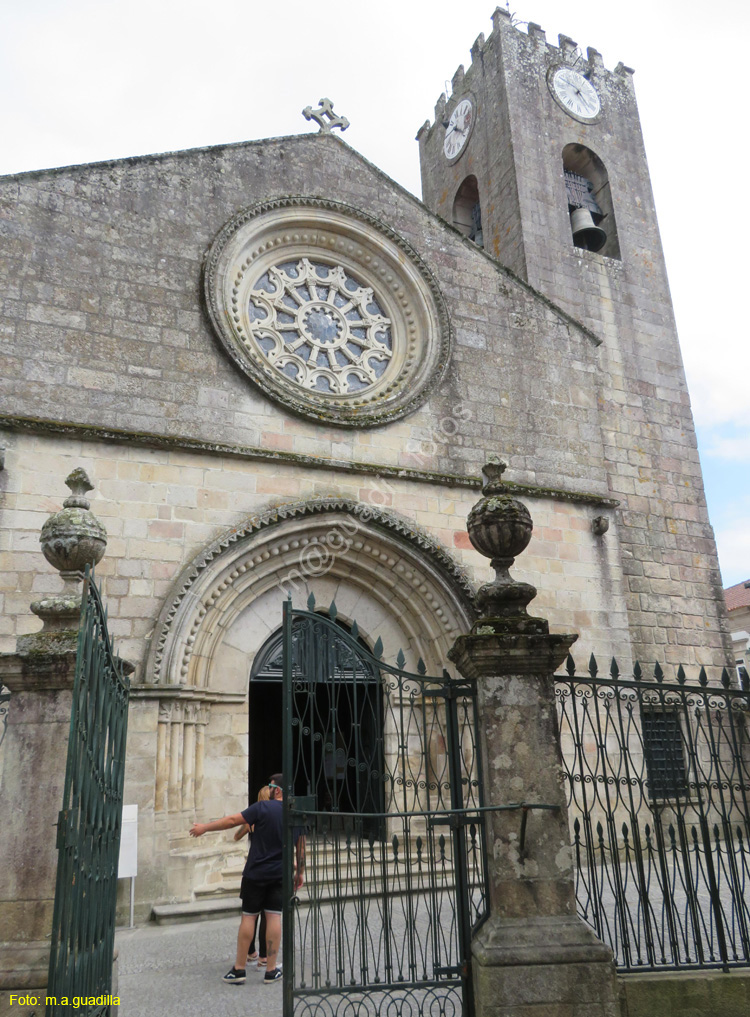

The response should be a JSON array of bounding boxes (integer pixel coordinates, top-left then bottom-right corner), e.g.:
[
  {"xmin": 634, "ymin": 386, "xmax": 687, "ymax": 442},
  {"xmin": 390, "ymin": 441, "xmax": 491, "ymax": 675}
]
[{"xmin": 641, "ymin": 709, "xmax": 688, "ymax": 798}]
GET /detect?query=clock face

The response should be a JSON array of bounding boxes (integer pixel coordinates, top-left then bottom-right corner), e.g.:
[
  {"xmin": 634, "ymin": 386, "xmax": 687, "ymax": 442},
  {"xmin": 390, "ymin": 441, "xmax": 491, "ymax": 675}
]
[
  {"xmin": 550, "ymin": 67, "xmax": 601, "ymax": 121},
  {"xmin": 443, "ymin": 98, "xmax": 474, "ymax": 161}
]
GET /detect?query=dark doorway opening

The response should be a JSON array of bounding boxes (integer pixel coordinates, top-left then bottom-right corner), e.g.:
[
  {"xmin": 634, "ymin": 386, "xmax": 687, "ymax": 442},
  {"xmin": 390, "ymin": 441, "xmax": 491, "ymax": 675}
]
[
  {"xmin": 248, "ymin": 678, "xmax": 283, "ymax": 798},
  {"xmin": 248, "ymin": 619, "xmax": 385, "ymax": 838}
]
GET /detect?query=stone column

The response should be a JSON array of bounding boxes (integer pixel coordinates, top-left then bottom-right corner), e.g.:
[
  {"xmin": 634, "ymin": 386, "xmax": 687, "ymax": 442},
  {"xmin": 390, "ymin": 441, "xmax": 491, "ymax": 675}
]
[
  {"xmin": 448, "ymin": 462, "xmax": 620, "ymax": 1017},
  {"xmin": 0, "ymin": 470, "xmax": 110, "ymax": 996}
]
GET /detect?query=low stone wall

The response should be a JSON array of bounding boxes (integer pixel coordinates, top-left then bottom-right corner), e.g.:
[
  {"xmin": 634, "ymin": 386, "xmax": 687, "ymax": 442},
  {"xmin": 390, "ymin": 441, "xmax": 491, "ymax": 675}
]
[{"xmin": 619, "ymin": 970, "xmax": 750, "ymax": 1017}]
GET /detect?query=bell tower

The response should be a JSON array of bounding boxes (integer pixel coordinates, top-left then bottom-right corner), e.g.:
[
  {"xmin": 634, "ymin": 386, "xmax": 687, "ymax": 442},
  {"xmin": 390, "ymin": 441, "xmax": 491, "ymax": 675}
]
[
  {"xmin": 417, "ymin": 7, "xmax": 664, "ymax": 321},
  {"xmin": 417, "ymin": 7, "xmax": 732, "ymax": 671}
]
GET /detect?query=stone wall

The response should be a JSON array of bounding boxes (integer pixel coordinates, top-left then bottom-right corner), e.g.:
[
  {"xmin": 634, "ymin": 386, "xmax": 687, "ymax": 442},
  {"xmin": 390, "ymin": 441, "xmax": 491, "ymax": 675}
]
[
  {"xmin": 0, "ymin": 429, "xmax": 632, "ymax": 908},
  {"xmin": 619, "ymin": 970, "xmax": 750, "ymax": 1017},
  {"xmin": 0, "ymin": 133, "xmax": 606, "ymax": 490},
  {"xmin": 0, "ymin": 48, "xmax": 735, "ymax": 912},
  {"xmin": 0, "ymin": 432, "xmax": 633, "ymax": 668},
  {"xmin": 417, "ymin": 9, "xmax": 732, "ymax": 670},
  {"xmin": 0, "ymin": 125, "xmax": 730, "ymax": 671}
]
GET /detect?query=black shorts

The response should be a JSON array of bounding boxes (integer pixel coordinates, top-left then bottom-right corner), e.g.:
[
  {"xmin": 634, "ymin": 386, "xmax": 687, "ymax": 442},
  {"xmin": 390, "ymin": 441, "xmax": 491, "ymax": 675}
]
[{"xmin": 240, "ymin": 877, "xmax": 282, "ymax": 916}]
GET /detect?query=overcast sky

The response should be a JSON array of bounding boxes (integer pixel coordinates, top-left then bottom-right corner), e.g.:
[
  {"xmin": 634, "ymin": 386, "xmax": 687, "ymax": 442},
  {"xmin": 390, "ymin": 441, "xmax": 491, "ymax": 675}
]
[{"xmin": 1, "ymin": 0, "xmax": 748, "ymax": 586}]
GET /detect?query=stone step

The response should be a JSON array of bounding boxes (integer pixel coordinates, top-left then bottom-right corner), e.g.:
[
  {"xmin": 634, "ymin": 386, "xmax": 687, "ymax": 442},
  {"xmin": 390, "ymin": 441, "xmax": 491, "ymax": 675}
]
[
  {"xmin": 151, "ymin": 896, "xmax": 241, "ymax": 925},
  {"xmin": 214, "ymin": 865, "xmax": 459, "ymax": 902},
  {"xmin": 204, "ymin": 838, "xmax": 466, "ymax": 904}
]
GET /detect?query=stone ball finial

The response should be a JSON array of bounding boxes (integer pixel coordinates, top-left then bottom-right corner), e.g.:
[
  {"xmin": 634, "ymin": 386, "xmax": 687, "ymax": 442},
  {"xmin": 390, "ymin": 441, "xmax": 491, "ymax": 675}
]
[
  {"xmin": 39, "ymin": 468, "xmax": 107, "ymax": 577},
  {"xmin": 468, "ymin": 459, "xmax": 533, "ymax": 566},
  {"xmin": 466, "ymin": 459, "xmax": 542, "ymax": 633}
]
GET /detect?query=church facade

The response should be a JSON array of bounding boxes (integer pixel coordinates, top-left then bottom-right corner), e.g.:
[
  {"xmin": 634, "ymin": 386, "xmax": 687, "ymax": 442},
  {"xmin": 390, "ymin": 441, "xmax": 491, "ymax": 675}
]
[{"xmin": 0, "ymin": 8, "xmax": 732, "ymax": 914}]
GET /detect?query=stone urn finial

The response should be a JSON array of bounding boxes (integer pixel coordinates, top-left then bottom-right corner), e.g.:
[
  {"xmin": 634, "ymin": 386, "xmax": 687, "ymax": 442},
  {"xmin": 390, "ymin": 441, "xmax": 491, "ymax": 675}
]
[
  {"xmin": 32, "ymin": 469, "xmax": 107, "ymax": 632},
  {"xmin": 466, "ymin": 459, "xmax": 545, "ymax": 634}
]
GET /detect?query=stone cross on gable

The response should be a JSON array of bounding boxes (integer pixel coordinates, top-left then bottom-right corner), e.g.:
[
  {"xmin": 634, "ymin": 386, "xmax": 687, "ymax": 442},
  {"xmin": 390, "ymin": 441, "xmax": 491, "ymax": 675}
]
[{"xmin": 302, "ymin": 98, "xmax": 350, "ymax": 134}]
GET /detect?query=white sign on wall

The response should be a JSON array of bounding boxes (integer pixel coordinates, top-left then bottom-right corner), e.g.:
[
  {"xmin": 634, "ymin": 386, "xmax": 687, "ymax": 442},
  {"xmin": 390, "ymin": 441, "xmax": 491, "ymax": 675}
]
[{"xmin": 118, "ymin": 804, "xmax": 138, "ymax": 879}]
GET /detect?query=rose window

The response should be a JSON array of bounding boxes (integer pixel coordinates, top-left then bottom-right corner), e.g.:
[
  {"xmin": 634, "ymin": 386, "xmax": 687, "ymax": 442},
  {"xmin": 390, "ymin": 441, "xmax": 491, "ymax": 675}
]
[
  {"xmin": 204, "ymin": 198, "xmax": 451, "ymax": 427},
  {"xmin": 247, "ymin": 259, "xmax": 393, "ymax": 394}
]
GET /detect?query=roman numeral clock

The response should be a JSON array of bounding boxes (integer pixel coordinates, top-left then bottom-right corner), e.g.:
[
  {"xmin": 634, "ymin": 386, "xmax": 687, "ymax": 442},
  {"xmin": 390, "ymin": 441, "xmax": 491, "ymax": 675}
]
[
  {"xmin": 442, "ymin": 96, "xmax": 475, "ymax": 162},
  {"xmin": 548, "ymin": 65, "xmax": 601, "ymax": 122}
]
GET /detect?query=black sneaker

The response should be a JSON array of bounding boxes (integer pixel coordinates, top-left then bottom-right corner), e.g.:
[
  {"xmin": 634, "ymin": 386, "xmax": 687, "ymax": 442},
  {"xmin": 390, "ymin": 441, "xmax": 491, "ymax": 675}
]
[
  {"xmin": 223, "ymin": 967, "xmax": 246, "ymax": 984},
  {"xmin": 263, "ymin": 967, "xmax": 283, "ymax": 985}
]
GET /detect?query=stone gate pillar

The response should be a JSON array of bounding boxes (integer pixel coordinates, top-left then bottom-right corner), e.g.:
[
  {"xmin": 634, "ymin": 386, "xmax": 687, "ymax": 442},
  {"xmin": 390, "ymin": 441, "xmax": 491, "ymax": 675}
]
[
  {"xmin": 448, "ymin": 462, "xmax": 620, "ymax": 1017},
  {"xmin": 0, "ymin": 470, "xmax": 114, "ymax": 997}
]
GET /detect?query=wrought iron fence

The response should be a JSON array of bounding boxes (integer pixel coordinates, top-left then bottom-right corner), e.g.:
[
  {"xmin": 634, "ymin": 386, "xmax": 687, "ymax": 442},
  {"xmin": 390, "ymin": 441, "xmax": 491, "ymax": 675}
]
[
  {"xmin": 47, "ymin": 568, "xmax": 130, "ymax": 1017},
  {"xmin": 556, "ymin": 654, "xmax": 750, "ymax": 972},
  {"xmin": 282, "ymin": 596, "xmax": 488, "ymax": 1017}
]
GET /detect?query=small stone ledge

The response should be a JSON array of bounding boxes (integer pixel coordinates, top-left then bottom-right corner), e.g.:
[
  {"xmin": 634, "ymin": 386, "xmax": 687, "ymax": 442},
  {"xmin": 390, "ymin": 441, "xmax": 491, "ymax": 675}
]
[
  {"xmin": 619, "ymin": 968, "xmax": 750, "ymax": 1017},
  {"xmin": 150, "ymin": 897, "xmax": 241, "ymax": 925},
  {"xmin": 0, "ymin": 414, "xmax": 619, "ymax": 508}
]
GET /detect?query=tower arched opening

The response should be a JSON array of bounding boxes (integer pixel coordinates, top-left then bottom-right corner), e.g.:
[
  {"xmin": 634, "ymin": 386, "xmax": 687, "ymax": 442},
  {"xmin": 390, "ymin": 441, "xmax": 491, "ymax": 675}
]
[
  {"xmin": 452, "ymin": 175, "xmax": 484, "ymax": 247},
  {"xmin": 563, "ymin": 144, "xmax": 620, "ymax": 259}
]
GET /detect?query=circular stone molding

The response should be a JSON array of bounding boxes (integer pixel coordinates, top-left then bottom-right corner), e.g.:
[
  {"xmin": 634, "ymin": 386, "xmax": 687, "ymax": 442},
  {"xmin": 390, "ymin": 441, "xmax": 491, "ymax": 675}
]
[{"xmin": 204, "ymin": 197, "xmax": 452, "ymax": 427}]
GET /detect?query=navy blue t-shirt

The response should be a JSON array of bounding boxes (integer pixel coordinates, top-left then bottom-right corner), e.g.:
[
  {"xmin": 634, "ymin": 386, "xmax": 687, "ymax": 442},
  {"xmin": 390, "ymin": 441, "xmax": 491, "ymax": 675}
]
[{"xmin": 241, "ymin": 799, "xmax": 283, "ymax": 882}]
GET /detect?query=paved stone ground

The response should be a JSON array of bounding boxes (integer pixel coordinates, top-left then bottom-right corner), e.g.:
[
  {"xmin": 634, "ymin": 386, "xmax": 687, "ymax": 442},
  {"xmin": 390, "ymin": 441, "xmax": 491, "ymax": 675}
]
[{"xmin": 115, "ymin": 917, "xmax": 282, "ymax": 1017}]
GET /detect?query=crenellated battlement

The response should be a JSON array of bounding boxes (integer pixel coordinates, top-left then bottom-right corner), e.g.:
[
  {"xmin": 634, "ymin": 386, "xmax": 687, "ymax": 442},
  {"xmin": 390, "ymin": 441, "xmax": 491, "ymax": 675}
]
[{"xmin": 422, "ymin": 5, "xmax": 635, "ymax": 135}]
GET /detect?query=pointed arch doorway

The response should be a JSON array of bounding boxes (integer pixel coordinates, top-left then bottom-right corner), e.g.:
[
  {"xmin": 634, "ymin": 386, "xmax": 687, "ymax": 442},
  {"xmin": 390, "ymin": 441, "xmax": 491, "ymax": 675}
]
[{"xmin": 248, "ymin": 610, "xmax": 385, "ymax": 839}]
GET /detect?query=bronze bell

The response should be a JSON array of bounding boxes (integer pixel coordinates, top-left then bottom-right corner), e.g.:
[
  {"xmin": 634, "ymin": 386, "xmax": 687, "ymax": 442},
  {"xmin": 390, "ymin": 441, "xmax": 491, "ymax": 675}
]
[{"xmin": 571, "ymin": 206, "xmax": 607, "ymax": 252}]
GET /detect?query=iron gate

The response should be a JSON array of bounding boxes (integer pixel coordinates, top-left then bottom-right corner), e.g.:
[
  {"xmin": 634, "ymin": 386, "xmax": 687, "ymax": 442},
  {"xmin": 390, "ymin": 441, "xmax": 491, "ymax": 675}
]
[
  {"xmin": 557, "ymin": 654, "xmax": 750, "ymax": 972},
  {"xmin": 46, "ymin": 568, "xmax": 131, "ymax": 1016},
  {"xmin": 281, "ymin": 596, "xmax": 489, "ymax": 1017}
]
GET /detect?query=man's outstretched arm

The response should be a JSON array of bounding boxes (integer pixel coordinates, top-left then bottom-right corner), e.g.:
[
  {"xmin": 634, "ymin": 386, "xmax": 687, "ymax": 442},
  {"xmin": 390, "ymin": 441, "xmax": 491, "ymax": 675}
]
[{"xmin": 189, "ymin": 812, "xmax": 246, "ymax": 837}]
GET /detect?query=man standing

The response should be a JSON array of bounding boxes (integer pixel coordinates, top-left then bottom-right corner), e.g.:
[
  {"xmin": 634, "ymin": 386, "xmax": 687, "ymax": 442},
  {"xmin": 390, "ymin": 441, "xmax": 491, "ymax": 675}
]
[{"xmin": 189, "ymin": 773, "xmax": 298, "ymax": 986}]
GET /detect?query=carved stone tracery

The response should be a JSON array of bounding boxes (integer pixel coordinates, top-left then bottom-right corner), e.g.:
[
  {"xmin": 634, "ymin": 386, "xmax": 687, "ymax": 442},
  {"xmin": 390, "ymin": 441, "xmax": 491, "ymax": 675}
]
[
  {"xmin": 246, "ymin": 257, "xmax": 393, "ymax": 394},
  {"xmin": 204, "ymin": 197, "xmax": 452, "ymax": 426}
]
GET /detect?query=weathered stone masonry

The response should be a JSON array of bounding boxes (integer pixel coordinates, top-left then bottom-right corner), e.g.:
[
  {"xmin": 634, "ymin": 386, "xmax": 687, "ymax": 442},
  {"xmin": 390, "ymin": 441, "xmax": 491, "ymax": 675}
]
[{"xmin": 0, "ymin": 10, "xmax": 732, "ymax": 914}]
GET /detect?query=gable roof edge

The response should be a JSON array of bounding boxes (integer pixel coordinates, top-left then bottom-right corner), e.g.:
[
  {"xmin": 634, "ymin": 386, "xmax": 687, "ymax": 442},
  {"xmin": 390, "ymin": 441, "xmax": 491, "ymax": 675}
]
[{"xmin": 1, "ymin": 130, "xmax": 601, "ymax": 347}]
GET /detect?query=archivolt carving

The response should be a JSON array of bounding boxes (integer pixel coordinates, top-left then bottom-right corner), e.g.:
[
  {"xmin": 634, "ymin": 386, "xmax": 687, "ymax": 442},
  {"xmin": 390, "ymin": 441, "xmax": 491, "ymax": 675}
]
[
  {"xmin": 204, "ymin": 197, "xmax": 452, "ymax": 426},
  {"xmin": 144, "ymin": 498, "xmax": 475, "ymax": 688}
]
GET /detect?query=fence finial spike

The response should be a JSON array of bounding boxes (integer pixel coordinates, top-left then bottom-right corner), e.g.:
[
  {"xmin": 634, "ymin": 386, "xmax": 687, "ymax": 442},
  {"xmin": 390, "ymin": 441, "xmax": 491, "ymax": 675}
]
[
  {"xmin": 396, "ymin": 648, "xmax": 406, "ymax": 669},
  {"xmin": 307, "ymin": 591, "xmax": 316, "ymax": 611},
  {"xmin": 720, "ymin": 667, "xmax": 730, "ymax": 689},
  {"xmin": 677, "ymin": 664, "xmax": 686, "ymax": 685},
  {"xmin": 565, "ymin": 652, "xmax": 576, "ymax": 677},
  {"xmin": 588, "ymin": 653, "xmax": 598, "ymax": 678},
  {"xmin": 653, "ymin": 661, "xmax": 664, "ymax": 682},
  {"xmin": 417, "ymin": 656, "xmax": 427, "ymax": 675},
  {"xmin": 328, "ymin": 599, "xmax": 338, "ymax": 621},
  {"xmin": 610, "ymin": 657, "xmax": 619, "ymax": 680},
  {"xmin": 351, "ymin": 619, "xmax": 359, "ymax": 639},
  {"xmin": 373, "ymin": 636, "xmax": 383, "ymax": 658},
  {"xmin": 698, "ymin": 665, "xmax": 708, "ymax": 687},
  {"xmin": 633, "ymin": 660, "xmax": 642, "ymax": 680}
]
